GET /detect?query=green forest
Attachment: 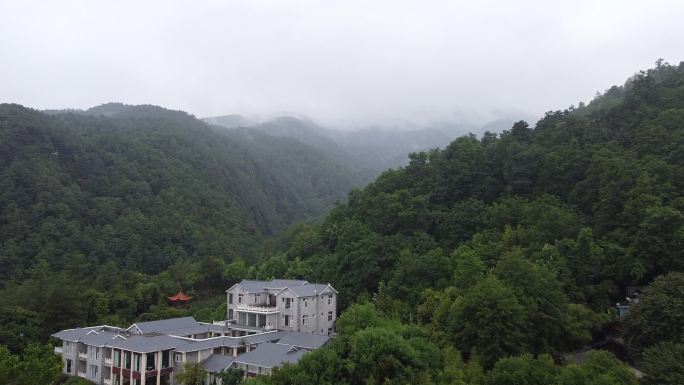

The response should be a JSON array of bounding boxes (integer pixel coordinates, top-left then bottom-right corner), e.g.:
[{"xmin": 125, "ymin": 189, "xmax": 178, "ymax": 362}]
[{"xmin": 2, "ymin": 61, "xmax": 684, "ymax": 384}]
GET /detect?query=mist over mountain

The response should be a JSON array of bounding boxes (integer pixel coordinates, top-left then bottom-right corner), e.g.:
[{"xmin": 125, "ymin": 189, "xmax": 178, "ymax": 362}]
[{"xmin": 204, "ymin": 114, "xmax": 526, "ymax": 182}]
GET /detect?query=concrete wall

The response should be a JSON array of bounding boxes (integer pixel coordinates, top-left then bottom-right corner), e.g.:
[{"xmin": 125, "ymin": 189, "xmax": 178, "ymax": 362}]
[{"xmin": 298, "ymin": 290, "xmax": 337, "ymax": 334}]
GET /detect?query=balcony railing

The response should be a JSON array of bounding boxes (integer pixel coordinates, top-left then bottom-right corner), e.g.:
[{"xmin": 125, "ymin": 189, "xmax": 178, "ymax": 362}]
[
  {"xmin": 236, "ymin": 304, "xmax": 279, "ymax": 314},
  {"xmin": 78, "ymin": 352, "xmax": 87, "ymax": 360},
  {"xmin": 104, "ymin": 378, "xmax": 112, "ymax": 385},
  {"xmin": 104, "ymin": 357, "xmax": 112, "ymax": 366},
  {"xmin": 77, "ymin": 371, "xmax": 87, "ymax": 378},
  {"xmin": 54, "ymin": 347, "xmax": 63, "ymax": 355}
]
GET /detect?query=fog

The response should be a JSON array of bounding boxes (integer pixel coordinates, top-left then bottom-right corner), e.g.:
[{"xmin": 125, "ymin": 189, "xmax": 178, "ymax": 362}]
[{"xmin": 1, "ymin": 0, "xmax": 683, "ymax": 129}]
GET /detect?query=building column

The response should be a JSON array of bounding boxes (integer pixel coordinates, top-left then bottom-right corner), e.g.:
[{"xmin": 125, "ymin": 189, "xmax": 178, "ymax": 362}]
[
  {"xmin": 141, "ymin": 353, "xmax": 147, "ymax": 385},
  {"xmin": 156, "ymin": 351, "xmax": 162, "ymax": 385}
]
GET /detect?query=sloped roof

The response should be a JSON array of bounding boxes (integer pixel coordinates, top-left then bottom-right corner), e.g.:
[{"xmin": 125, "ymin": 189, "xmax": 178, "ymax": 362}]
[
  {"xmin": 275, "ymin": 332, "xmax": 330, "ymax": 349},
  {"xmin": 52, "ymin": 326, "xmax": 125, "ymax": 343},
  {"xmin": 227, "ymin": 279, "xmax": 311, "ymax": 293},
  {"xmin": 201, "ymin": 354, "xmax": 234, "ymax": 373},
  {"xmin": 174, "ymin": 331, "xmax": 288, "ymax": 353},
  {"xmin": 287, "ymin": 284, "xmax": 336, "ymax": 297},
  {"xmin": 168, "ymin": 290, "xmax": 192, "ymax": 302},
  {"xmin": 108, "ymin": 334, "xmax": 187, "ymax": 353},
  {"xmin": 232, "ymin": 342, "xmax": 305, "ymax": 369},
  {"xmin": 129, "ymin": 317, "xmax": 199, "ymax": 334},
  {"xmin": 268, "ymin": 279, "xmax": 309, "ymax": 288}
]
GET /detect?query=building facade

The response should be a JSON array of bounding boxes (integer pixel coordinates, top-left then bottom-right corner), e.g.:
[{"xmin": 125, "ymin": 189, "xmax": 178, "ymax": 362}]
[{"xmin": 225, "ymin": 279, "xmax": 337, "ymax": 335}]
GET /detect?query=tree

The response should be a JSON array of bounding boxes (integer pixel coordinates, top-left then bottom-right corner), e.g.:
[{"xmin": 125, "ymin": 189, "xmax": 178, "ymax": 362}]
[
  {"xmin": 176, "ymin": 362, "xmax": 206, "ymax": 385},
  {"xmin": 640, "ymin": 342, "xmax": 684, "ymax": 385},
  {"xmin": 347, "ymin": 327, "xmax": 426, "ymax": 385},
  {"xmin": 485, "ymin": 354, "xmax": 558, "ymax": 385},
  {"xmin": 494, "ymin": 254, "xmax": 572, "ymax": 354},
  {"xmin": 624, "ymin": 272, "xmax": 684, "ymax": 354},
  {"xmin": 216, "ymin": 368, "xmax": 245, "ymax": 385},
  {"xmin": 0, "ymin": 344, "xmax": 62, "ymax": 385},
  {"xmin": 0, "ymin": 345, "xmax": 19, "ymax": 385},
  {"xmin": 448, "ymin": 275, "xmax": 527, "ymax": 368}
]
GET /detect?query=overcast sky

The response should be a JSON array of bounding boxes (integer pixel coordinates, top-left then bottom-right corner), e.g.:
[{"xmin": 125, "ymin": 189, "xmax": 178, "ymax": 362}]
[{"xmin": 1, "ymin": 0, "xmax": 683, "ymax": 128}]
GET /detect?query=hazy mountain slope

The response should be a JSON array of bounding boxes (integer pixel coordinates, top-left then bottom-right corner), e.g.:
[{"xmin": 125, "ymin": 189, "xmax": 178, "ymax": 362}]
[
  {"xmin": 0, "ymin": 103, "xmax": 359, "ymax": 285},
  {"xmin": 205, "ymin": 115, "xmax": 464, "ymax": 181}
]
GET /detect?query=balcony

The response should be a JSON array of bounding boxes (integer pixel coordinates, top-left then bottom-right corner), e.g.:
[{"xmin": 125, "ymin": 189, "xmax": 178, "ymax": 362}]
[
  {"xmin": 104, "ymin": 379, "xmax": 112, "ymax": 385},
  {"xmin": 78, "ymin": 352, "xmax": 87, "ymax": 360},
  {"xmin": 236, "ymin": 304, "xmax": 279, "ymax": 314},
  {"xmin": 104, "ymin": 357, "xmax": 112, "ymax": 366},
  {"xmin": 77, "ymin": 370, "xmax": 87, "ymax": 378},
  {"xmin": 54, "ymin": 347, "xmax": 63, "ymax": 355}
]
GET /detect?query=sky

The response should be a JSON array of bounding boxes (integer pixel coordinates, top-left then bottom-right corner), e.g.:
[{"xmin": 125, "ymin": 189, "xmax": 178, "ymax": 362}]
[{"xmin": 1, "ymin": 0, "xmax": 683, "ymax": 129}]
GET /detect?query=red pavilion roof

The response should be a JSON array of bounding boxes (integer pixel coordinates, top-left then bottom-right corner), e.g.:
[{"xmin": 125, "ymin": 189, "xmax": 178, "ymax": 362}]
[{"xmin": 168, "ymin": 289, "xmax": 192, "ymax": 302}]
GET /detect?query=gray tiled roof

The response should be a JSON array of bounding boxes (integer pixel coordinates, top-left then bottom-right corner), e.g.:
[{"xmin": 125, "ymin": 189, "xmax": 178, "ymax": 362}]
[
  {"xmin": 275, "ymin": 332, "xmax": 330, "ymax": 349},
  {"xmin": 267, "ymin": 279, "xmax": 309, "ymax": 288},
  {"xmin": 233, "ymin": 280, "xmax": 270, "ymax": 293},
  {"xmin": 108, "ymin": 334, "xmax": 187, "ymax": 353},
  {"xmin": 229, "ymin": 279, "xmax": 311, "ymax": 293},
  {"xmin": 174, "ymin": 331, "xmax": 288, "ymax": 353},
  {"xmin": 287, "ymin": 284, "xmax": 335, "ymax": 298},
  {"xmin": 130, "ymin": 317, "xmax": 199, "ymax": 334},
  {"xmin": 52, "ymin": 326, "xmax": 124, "ymax": 343},
  {"xmin": 233, "ymin": 342, "xmax": 305, "ymax": 368},
  {"xmin": 201, "ymin": 354, "xmax": 234, "ymax": 373},
  {"xmin": 79, "ymin": 330, "xmax": 122, "ymax": 347}
]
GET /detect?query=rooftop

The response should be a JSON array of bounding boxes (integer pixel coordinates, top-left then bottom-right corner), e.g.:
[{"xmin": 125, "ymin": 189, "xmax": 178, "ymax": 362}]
[
  {"xmin": 129, "ymin": 316, "xmax": 199, "ymax": 334},
  {"xmin": 232, "ymin": 342, "xmax": 305, "ymax": 369},
  {"xmin": 275, "ymin": 331, "xmax": 330, "ymax": 350}
]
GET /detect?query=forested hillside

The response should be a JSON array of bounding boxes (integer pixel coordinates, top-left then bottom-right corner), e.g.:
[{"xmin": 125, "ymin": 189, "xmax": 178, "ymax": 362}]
[
  {"xmin": 0, "ymin": 103, "xmax": 359, "ymax": 349},
  {"xmin": 206, "ymin": 115, "xmax": 462, "ymax": 182},
  {"xmin": 243, "ymin": 61, "xmax": 684, "ymax": 384}
]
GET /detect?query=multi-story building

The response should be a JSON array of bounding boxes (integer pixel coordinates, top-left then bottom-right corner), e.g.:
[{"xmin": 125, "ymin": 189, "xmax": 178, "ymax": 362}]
[
  {"xmin": 53, "ymin": 279, "xmax": 337, "ymax": 385},
  {"xmin": 225, "ymin": 279, "xmax": 337, "ymax": 335}
]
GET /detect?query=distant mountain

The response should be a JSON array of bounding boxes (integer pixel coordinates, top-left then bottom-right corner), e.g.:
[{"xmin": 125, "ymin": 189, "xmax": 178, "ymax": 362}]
[
  {"xmin": 203, "ymin": 114, "xmax": 254, "ymax": 129},
  {"xmin": 204, "ymin": 114, "xmax": 507, "ymax": 182},
  {"xmin": 0, "ymin": 103, "xmax": 361, "ymax": 284}
]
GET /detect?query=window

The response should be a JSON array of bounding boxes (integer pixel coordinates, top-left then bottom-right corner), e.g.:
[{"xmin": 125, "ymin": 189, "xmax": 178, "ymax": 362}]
[
  {"xmin": 64, "ymin": 342, "xmax": 71, "ymax": 354},
  {"xmin": 328, "ymin": 311, "xmax": 333, "ymax": 321},
  {"xmin": 89, "ymin": 364, "xmax": 98, "ymax": 380},
  {"xmin": 114, "ymin": 350, "xmax": 121, "ymax": 367},
  {"xmin": 228, "ymin": 309, "xmax": 234, "ymax": 320},
  {"xmin": 66, "ymin": 359, "xmax": 72, "ymax": 374},
  {"xmin": 282, "ymin": 315, "xmax": 291, "ymax": 327},
  {"xmin": 124, "ymin": 351, "xmax": 131, "ymax": 370},
  {"xmin": 175, "ymin": 353, "xmax": 183, "ymax": 363},
  {"xmin": 238, "ymin": 294, "xmax": 243, "ymax": 303},
  {"xmin": 320, "ymin": 312, "xmax": 324, "ymax": 317},
  {"xmin": 90, "ymin": 347, "xmax": 100, "ymax": 360},
  {"xmin": 254, "ymin": 294, "xmax": 259, "ymax": 303},
  {"xmin": 229, "ymin": 293, "xmax": 233, "ymax": 304},
  {"xmin": 303, "ymin": 299, "xmax": 308, "ymax": 308},
  {"xmin": 161, "ymin": 351, "xmax": 170, "ymax": 369},
  {"xmin": 146, "ymin": 353, "xmax": 156, "ymax": 371},
  {"xmin": 284, "ymin": 297, "xmax": 292, "ymax": 309},
  {"xmin": 302, "ymin": 315, "xmax": 308, "ymax": 325},
  {"xmin": 328, "ymin": 294, "xmax": 333, "ymax": 305},
  {"xmin": 133, "ymin": 353, "xmax": 141, "ymax": 372}
]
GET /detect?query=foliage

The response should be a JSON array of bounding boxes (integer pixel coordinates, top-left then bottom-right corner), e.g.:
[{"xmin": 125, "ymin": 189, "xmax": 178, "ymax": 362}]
[
  {"xmin": 639, "ymin": 342, "xmax": 684, "ymax": 385},
  {"xmin": 0, "ymin": 344, "xmax": 62, "ymax": 385},
  {"xmin": 216, "ymin": 368, "xmax": 245, "ymax": 385},
  {"xmin": 175, "ymin": 362, "xmax": 206, "ymax": 385},
  {"xmin": 624, "ymin": 272, "xmax": 684, "ymax": 355}
]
